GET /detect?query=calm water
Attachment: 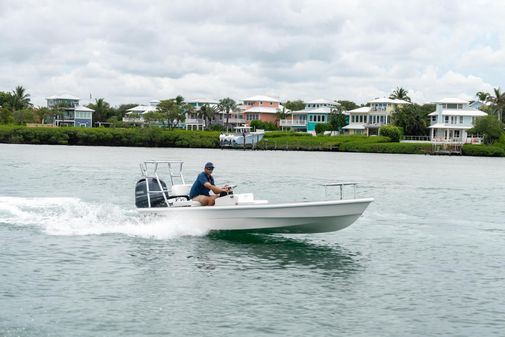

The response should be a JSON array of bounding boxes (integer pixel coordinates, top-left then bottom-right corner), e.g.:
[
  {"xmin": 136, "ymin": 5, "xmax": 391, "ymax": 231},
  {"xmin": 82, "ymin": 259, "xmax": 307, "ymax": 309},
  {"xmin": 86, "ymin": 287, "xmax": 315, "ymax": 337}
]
[{"xmin": 1, "ymin": 144, "xmax": 505, "ymax": 337}]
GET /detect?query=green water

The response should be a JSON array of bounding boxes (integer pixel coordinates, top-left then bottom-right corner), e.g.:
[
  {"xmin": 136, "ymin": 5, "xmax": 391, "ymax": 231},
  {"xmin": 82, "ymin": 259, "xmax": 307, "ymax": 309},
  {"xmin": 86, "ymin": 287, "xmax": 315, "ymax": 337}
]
[{"xmin": 1, "ymin": 144, "xmax": 504, "ymax": 336}]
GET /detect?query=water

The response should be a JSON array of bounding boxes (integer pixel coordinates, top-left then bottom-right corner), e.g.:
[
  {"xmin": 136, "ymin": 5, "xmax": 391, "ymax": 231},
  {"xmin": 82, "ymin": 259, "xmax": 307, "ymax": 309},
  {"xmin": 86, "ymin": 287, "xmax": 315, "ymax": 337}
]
[{"xmin": 1, "ymin": 144, "xmax": 504, "ymax": 336}]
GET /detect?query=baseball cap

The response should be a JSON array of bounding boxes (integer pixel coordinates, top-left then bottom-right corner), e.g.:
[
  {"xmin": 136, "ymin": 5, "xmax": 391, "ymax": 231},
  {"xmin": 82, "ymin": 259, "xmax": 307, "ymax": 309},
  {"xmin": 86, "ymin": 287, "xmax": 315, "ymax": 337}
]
[{"xmin": 205, "ymin": 162, "xmax": 214, "ymax": 169}]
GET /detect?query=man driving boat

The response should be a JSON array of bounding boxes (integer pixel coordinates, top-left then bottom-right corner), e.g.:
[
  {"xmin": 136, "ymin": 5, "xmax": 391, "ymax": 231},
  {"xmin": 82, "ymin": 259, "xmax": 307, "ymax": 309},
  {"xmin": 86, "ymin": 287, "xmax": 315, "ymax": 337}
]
[{"xmin": 189, "ymin": 162, "xmax": 230, "ymax": 206}]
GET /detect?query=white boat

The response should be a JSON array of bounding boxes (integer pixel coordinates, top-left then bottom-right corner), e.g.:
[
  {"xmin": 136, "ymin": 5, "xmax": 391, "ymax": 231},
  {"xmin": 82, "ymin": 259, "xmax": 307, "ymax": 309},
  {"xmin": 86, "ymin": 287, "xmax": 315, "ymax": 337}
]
[
  {"xmin": 135, "ymin": 161, "xmax": 373, "ymax": 234},
  {"xmin": 219, "ymin": 125, "xmax": 265, "ymax": 147}
]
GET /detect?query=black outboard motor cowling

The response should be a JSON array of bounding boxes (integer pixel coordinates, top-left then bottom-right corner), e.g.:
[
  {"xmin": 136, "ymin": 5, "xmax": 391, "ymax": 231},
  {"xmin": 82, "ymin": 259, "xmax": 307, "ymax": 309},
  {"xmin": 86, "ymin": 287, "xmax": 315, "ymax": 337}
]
[{"xmin": 135, "ymin": 177, "xmax": 168, "ymax": 208}]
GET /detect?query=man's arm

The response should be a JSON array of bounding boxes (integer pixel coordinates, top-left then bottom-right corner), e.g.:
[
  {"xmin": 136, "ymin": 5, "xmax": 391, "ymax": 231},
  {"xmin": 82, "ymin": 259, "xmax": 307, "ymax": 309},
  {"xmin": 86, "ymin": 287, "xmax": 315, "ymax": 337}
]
[{"xmin": 203, "ymin": 182, "xmax": 229, "ymax": 195}]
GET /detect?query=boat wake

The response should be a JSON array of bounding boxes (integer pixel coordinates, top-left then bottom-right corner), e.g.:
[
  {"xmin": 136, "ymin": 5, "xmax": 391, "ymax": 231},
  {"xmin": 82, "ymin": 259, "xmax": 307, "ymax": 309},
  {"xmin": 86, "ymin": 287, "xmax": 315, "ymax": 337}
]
[{"xmin": 0, "ymin": 196, "xmax": 209, "ymax": 239}]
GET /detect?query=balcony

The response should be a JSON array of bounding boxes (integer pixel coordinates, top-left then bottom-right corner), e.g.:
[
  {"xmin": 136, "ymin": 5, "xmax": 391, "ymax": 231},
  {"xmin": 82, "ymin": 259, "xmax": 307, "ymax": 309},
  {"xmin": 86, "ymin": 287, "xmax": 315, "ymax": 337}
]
[
  {"xmin": 185, "ymin": 118, "xmax": 205, "ymax": 125},
  {"xmin": 218, "ymin": 117, "xmax": 246, "ymax": 124},
  {"xmin": 279, "ymin": 119, "xmax": 307, "ymax": 127}
]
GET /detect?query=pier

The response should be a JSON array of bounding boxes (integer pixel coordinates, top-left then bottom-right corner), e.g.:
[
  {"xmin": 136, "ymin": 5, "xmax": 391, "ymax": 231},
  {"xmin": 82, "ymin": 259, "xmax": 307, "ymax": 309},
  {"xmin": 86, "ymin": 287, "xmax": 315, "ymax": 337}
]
[{"xmin": 431, "ymin": 141, "xmax": 463, "ymax": 155}]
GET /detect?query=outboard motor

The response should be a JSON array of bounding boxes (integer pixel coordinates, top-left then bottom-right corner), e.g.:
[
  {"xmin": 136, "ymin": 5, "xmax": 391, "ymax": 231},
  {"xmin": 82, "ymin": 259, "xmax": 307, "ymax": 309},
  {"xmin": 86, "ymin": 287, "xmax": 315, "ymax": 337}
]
[{"xmin": 135, "ymin": 177, "xmax": 168, "ymax": 208}]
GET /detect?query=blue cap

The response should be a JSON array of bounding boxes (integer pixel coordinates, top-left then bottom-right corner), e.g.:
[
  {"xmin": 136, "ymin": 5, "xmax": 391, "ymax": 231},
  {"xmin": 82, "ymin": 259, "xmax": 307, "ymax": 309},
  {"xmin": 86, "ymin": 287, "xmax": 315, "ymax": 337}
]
[{"xmin": 205, "ymin": 162, "xmax": 214, "ymax": 169}]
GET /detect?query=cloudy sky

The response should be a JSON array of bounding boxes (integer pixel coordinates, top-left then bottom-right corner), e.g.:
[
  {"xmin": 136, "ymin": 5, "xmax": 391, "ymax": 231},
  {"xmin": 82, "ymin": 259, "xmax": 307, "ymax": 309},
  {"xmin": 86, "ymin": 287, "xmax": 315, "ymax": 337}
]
[{"xmin": 1, "ymin": 0, "xmax": 504, "ymax": 107}]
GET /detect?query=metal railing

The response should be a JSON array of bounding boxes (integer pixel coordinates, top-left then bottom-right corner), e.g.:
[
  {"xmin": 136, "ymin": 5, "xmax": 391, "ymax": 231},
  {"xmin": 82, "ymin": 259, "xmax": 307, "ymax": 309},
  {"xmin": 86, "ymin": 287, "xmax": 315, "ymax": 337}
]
[
  {"xmin": 321, "ymin": 182, "xmax": 358, "ymax": 200},
  {"xmin": 185, "ymin": 118, "xmax": 205, "ymax": 125},
  {"xmin": 279, "ymin": 119, "xmax": 307, "ymax": 127},
  {"xmin": 140, "ymin": 160, "xmax": 185, "ymax": 208},
  {"xmin": 402, "ymin": 135, "xmax": 431, "ymax": 141}
]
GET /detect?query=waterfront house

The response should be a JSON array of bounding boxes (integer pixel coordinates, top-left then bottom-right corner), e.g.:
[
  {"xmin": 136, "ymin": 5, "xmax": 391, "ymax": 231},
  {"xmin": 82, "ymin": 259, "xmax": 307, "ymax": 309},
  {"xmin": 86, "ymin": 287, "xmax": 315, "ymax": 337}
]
[
  {"xmin": 46, "ymin": 94, "xmax": 94, "ymax": 127},
  {"xmin": 343, "ymin": 98, "xmax": 410, "ymax": 135},
  {"xmin": 428, "ymin": 98, "xmax": 487, "ymax": 143},
  {"xmin": 122, "ymin": 100, "xmax": 159, "ymax": 126},
  {"xmin": 280, "ymin": 99, "xmax": 337, "ymax": 133},
  {"xmin": 242, "ymin": 95, "xmax": 283, "ymax": 126},
  {"xmin": 185, "ymin": 98, "xmax": 218, "ymax": 130}
]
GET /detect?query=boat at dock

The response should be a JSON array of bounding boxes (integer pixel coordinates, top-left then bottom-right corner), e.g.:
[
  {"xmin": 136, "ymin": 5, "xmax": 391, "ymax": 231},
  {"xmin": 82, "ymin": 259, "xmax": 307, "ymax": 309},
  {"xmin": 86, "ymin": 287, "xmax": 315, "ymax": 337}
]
[
  {"xmin": 134, "ymin": 160, "xmax": 373, "ymax": 234},
  {"xmin": 219, "ymin": 126, "xmax": 265, "ymax": 148}
]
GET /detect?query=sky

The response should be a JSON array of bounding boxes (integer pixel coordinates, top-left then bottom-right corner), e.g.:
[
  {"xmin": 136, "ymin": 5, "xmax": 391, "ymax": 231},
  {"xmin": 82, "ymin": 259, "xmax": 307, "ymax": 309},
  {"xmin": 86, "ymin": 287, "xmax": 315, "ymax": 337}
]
[{"xmin": 1, "ymin": 0, "xmax": 505, "ymax": 107}]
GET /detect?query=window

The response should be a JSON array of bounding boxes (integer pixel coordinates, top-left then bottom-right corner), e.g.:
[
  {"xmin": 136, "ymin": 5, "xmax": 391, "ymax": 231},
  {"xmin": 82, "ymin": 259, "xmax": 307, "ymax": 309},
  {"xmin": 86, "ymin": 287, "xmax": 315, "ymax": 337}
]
[
  {"xmin": 459, "ymin": 116, "xmax": 463, "ymax": 124},
  {"xmin": 443, "ymin": 103, "xmax": 463, "ymax": 110},
  {"xmin": 444, "ymin": 116, "xmax": 449, "ymax": 123}
]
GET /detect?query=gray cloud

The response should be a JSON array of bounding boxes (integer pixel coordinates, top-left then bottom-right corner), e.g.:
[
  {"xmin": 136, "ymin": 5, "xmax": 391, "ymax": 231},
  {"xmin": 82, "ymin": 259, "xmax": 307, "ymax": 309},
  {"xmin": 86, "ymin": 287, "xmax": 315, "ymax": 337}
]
[{"xmin": 0, "ymin": 0, "xmax": 504, "ymax": 106}]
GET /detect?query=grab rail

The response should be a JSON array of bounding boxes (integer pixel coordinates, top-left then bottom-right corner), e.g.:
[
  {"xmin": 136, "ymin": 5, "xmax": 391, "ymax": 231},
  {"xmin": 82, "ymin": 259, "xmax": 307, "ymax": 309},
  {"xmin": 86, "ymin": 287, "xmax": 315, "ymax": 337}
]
[
  {"xmin": 321, "ymin": 182, "xmax": 358, "ymax": 200},
  {"xmin": 140, "ymin": 160, "xmax": 186, "ymax": 208}
]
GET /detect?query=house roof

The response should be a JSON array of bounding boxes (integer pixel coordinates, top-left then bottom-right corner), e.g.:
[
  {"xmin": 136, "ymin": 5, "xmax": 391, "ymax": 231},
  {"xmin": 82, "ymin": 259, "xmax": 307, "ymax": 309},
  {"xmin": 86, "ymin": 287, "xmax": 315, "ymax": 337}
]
[
  {"xmin": 428, "ymin": 109, "xmax": 487, "ymax": 117},
  {"xmin": 305, "ymin": 98, "xmax": 334, "ymax": 105},
  {"xmin": 347, "ymin": 106, "xmax": 371, "ymax": 113},
  {"xmin": 432, "ymin": 98, "xmax": 469, "ymax": 104},
  {"xmin": 428, "ymin": 124, "xmax": 474, "ymax": 130},
  {"xmin": 74, "ymin": 106, "xmax": 94, "ymax": 112},
  {"xmin": 343, "ymin": 124, "xmax": 366, "ymax": 130},
  {"xmin": 187, "ymin": 98, "xmax": 219, "ymax": 104},
  {"xmin": 288, "ymin": 107, "xmax": 332, "ymax": 114},
  {"xmin": 368, "ymin": 97, "xmax": 410, "ymax": 104},
  {"xmin": 244, "ymin": 106, "xmax": 279, "ymax": 114},
  {"xmin": 242, "ymin": 95, "xmax": 280, "ymax": 103},
  {"xmin": 127, "ymin": 105, "xmax": 158, "ymax": 113},
  {"xmin": 46, "ymin": 94, "xmax": 80, "ymax": 100},
  {"xmin": 305, "ymin": 107, "xmax": 332, "ymax": 114}
]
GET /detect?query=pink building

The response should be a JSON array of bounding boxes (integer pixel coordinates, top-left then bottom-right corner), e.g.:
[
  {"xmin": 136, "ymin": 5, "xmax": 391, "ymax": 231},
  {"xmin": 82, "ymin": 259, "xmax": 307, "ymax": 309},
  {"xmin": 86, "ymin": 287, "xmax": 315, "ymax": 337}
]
[{"xmin": 241, "ymin": 95, "xmax": 282, "ymax": 125}]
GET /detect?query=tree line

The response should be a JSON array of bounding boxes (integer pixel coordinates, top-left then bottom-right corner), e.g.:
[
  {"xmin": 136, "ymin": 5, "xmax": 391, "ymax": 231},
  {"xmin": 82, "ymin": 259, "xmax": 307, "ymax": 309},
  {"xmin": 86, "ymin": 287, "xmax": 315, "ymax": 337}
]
[{"xmin": 1, "ymin": 85, "xmax": 504, "ymax": 143}]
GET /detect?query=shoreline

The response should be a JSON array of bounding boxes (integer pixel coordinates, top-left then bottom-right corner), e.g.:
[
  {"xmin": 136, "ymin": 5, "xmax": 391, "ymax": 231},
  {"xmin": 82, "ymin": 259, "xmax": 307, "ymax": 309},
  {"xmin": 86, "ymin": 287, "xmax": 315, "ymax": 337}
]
[{"xmin": 0, "ymin": 125, "xmax": 504, "ymax": 157}]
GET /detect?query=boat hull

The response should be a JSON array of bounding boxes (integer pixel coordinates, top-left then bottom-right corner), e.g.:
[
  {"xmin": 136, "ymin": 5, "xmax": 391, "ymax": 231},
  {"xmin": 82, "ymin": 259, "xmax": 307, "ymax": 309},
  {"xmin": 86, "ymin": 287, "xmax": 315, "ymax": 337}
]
[{"xmin": 137, "ymin": 198, "xmax": 373, "ymax": 234}]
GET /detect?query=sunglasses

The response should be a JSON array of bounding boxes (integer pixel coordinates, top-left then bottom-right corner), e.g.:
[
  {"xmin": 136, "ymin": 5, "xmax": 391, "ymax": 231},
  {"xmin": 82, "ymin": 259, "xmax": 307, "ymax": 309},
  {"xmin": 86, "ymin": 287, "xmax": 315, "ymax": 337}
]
[{"xmin": 205, "ymin": 167, "xmax": 214, "ymax": 171}]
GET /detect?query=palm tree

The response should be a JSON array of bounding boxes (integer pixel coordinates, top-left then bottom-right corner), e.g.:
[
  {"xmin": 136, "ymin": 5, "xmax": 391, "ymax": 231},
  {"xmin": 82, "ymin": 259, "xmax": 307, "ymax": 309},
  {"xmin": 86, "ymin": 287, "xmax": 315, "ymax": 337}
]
[
  {"xmin": 10, "ymin": 85, "xmax": 32, "ymax": 111},
  {"xmin": 489, "ymin": 87, "xmax": 505, "ymax": 122},
  {"xmin": 199, "ymin": 104, "xmax": 218, "ymax": 130},
  {"xmin": 389, "ymin": 87, "xmax": 411, "ymax": 102},
  {"xmin": 88, "ymin": 98, "xmax": 111, "ymax": 124},
  {"xmin": 218, "ymin": 98, "xmax": 237, "ymax": 131},
  {"xmin": 476, "ymin": 91, "xmax": 491, "ymax": 102}
]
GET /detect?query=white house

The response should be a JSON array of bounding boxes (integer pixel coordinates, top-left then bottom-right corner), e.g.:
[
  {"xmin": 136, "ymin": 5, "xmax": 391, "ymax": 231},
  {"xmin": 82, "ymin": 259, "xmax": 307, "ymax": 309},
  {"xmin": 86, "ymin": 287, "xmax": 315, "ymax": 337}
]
[
  {"xmin": 280, "ymin": 99, "xmax": 336, "ymax": 133},
  {"xmin": 428, "ymin": 98, "xmax": 487, "ymax": 143},
  {"xmin": 343, "ymin": 98, "xmax": 410, "ymax": 135},
  {"xmin": 123, "ymin": 100, "xmax": 160, "ymax": 125}
]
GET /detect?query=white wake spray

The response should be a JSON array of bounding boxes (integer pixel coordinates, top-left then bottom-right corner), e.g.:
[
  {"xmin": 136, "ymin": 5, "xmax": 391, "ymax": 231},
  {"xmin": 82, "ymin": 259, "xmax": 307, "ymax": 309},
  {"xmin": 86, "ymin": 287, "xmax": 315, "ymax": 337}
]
[{"xmin": 0, "ymin": 196, "xmax": 209, "ymax": 239}]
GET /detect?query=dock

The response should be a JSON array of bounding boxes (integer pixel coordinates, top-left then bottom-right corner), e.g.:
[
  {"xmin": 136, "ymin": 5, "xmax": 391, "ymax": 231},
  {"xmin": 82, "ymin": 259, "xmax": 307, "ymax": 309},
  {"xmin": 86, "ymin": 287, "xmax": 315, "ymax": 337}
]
[{"xmin": 431, "ymin": 141, "xmax": 463, "ymax": 155}]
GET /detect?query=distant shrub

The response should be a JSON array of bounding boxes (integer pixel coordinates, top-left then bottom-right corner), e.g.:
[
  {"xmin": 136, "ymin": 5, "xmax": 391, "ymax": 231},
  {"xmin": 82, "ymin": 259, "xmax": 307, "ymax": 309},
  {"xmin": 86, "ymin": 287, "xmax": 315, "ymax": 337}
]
[
  {"xmin": 0, "ymin": 125, "xmax": 220, "ymax": 148},
  {"xmin": 264, "ymin": 131, "xmax": 312, "ymax": 138},
  {"xmin": 340, "ymin": 142, "xmax": 431, "ymax": 154},
  {"xmin": 462, "ymin": 144, "xmax": 505, "ymax": 157},
  {"xmin": 250, "ymin": 120, "xmax": 278, "ymax": 131},
  {"xmin": 209, "ymin": 124, "xmax": 225, "ymax": 132},
  {"xmin": 315, "ymin": 123, "xmax": 330, "ymax": 134},
  {"xmin": 379, "ymin": 125, "xmax": 402, "ymax": 142}
]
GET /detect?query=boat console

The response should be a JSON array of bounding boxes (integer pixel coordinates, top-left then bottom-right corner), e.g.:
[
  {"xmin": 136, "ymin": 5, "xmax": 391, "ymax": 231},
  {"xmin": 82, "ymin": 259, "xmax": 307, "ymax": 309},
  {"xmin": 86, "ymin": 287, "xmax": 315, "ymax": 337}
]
[{"xmin": 214, "ymin": 193, "xmax": 268, "ymax": 206}]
